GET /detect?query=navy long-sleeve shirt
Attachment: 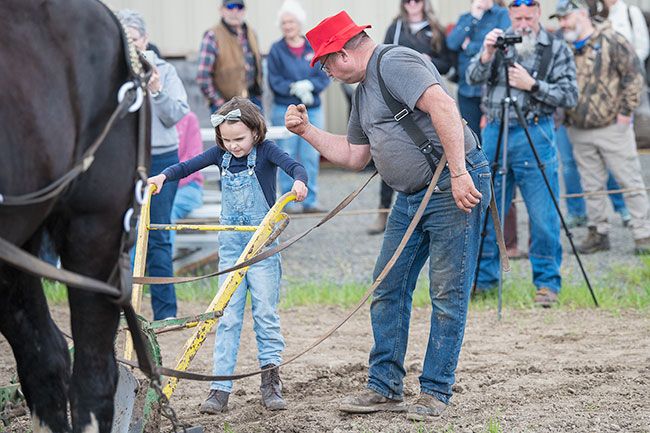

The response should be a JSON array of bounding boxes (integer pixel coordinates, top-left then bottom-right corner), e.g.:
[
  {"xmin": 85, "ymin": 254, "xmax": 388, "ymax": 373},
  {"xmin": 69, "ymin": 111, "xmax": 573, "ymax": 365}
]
[
  {"xmin": 446, "ymin": 6, "xmax": 510, "ymax": 98},
  {"xmin": 161, "ymin": 140, "xmax": 308, "ymax": 208},
  {"xmin": 267, "ymin": 38, "xmax": 330, "ymax": 107}
]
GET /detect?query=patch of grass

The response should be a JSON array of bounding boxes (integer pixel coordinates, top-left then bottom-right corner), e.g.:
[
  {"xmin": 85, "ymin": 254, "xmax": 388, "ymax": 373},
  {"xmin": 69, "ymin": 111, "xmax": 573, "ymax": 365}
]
[
  {"xmin": 41, "ymin": 257, "xmax": 649, "ymax": 311},
  {"xmin": 278, "ymin": 277, "xmax": 431, "ymax": 310},
  {"xmin": 275, "ymin": 256, "xmax": 649, "ymax": 311},
  {"xmin": 175, "ymin": 278, "xmax": 220, "ymax": 302},
  {"xmin": 223, "ymin": 422, "xmax": 235, "ymax": 433},
  {"xmin": 43, "ymin": 280, "xmax": 68, "ymax": 304},
  {"xmin": 485, "ymin": 415, "xmax": 503, "ymax": 433}
]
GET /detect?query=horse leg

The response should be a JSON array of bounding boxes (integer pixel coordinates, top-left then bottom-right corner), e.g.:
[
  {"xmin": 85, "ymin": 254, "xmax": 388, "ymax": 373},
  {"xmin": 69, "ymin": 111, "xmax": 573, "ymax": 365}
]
[
  {"xmin": 0, "ymin": 241, "xmax": 71, "ymax": 432},
  {"xmin": 66, "ymin": 291, "xmax": 120, "ymax": 433},
  {"xmin": 61, "ymin": 216, "xmax": 121, "ymax": 433}
]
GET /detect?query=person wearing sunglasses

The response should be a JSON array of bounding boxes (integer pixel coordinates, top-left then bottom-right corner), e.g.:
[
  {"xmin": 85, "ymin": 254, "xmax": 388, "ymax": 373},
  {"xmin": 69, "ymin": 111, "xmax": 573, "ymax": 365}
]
[
  {"xmin": 553, "ymin": 0, "xmax": 650, "ymax": 255},
  {"xmin": 197, "ymin": 0, "xmax": 263, "ymax": 113},
  {"xmin": 466, "ymin": 0, "xmax": 579, "ymax": 307}
]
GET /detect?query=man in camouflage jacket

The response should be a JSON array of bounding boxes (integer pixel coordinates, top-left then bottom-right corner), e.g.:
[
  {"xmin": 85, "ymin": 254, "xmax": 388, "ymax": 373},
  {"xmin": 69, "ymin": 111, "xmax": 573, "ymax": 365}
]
[{"xmin": 554, "ymin": 0, "xmax": 650, "ymax": 255}]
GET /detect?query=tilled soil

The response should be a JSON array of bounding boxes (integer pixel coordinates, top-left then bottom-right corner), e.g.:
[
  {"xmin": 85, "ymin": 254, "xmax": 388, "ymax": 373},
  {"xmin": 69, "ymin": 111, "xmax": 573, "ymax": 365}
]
[{"xmin": 2, "ymin": 305, "xmax": 649, "ymax": 432}]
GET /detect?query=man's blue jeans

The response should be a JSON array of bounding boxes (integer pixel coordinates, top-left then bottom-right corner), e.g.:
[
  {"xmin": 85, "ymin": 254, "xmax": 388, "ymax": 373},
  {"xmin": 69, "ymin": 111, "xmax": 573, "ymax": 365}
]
[
  {"xmin": 478, "ymin": 116, "xmax": 562, "ymax": 293},
  {"xmin": 148, "ymin": 151, "xmax": 179, "ymax": 320},
  {"xmin": 556, "ymin": 125, "xmax": 627, "ymax": 218},
  {"xmin": 271, "ymin": 103, "xmax": 323, "ymax": 210},
  {"xmin": 368, "ymin": 147, "xmax": 490, "ymax": 404}
]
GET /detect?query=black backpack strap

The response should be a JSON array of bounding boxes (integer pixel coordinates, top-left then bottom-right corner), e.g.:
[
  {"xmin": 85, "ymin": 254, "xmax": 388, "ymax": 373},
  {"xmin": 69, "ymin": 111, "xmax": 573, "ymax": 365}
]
[{"xmin": 376, "ymin": 45, "xmax": 443, "ymax": 172}]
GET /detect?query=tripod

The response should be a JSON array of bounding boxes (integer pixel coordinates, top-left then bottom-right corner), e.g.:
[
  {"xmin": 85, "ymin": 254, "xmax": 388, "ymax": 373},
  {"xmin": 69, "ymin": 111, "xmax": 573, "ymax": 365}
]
[{"xmin": 471, "ymin": 45, "xmax": 599, "ymax": 318}]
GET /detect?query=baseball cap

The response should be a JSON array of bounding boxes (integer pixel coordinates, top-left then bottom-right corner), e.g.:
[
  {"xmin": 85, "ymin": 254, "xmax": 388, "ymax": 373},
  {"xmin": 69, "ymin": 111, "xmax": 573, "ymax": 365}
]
[{"xmin": 549, "ymin": 0, "xmax": 588, "ymax": 18}]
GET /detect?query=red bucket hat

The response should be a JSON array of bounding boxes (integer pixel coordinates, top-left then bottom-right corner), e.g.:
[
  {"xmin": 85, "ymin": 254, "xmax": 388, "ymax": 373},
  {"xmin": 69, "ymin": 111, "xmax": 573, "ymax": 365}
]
[{"xmin": 306, "ymin": 11, "xmax": 371, "ymax": 67}]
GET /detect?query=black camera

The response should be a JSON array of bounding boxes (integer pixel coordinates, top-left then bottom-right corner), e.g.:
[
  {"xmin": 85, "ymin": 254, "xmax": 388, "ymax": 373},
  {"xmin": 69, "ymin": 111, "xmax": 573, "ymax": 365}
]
[{"xmin": 495, "ymin": 35, "xmax": 523, "ymax": 49}]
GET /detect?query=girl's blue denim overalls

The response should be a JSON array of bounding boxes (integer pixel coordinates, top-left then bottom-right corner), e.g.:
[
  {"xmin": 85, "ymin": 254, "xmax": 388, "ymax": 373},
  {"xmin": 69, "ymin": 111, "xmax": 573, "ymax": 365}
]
[{"xmin": 210, "ymin": 147, "xmax": 284, "ymax": 392}]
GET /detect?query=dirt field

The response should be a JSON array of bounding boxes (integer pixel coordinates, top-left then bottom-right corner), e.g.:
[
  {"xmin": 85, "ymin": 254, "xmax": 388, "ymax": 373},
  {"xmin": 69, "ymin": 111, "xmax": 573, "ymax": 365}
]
[{"xmin": 2, "ymin": 303, "xmax": 649, "ymax": 433}]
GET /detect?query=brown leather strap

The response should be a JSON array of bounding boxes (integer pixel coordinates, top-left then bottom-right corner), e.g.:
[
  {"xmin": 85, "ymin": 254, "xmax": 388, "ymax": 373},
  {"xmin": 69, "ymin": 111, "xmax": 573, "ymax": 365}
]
[
  {"xmin": 0, "ymin": 236, "xmax": 122, "ymax": 297},
  {"xmin": 123, "ymin": 155, "xmax": 448, "ymax": 382},
  {"xmin": 490, "ymin": 184, "xmax": 511, "ymax": 272},
  {"xmin": 133, "ymin": 171, "xmax": 379, "ymax": 285}
]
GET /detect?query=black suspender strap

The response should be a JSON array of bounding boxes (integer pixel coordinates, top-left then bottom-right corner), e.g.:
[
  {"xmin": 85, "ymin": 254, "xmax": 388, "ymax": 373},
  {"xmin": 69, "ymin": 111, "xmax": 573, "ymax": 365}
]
[
  {"xmin": 376, "ymin": 45, "xmax": 443, "ymax": 172},
  {"xmin": 536, "ymin": 41, "xmax": 554, "ymax": 82}
]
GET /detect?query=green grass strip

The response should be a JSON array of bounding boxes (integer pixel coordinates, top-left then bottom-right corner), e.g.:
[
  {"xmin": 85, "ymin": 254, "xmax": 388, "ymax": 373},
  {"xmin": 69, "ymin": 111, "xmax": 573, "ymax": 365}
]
[{"xmin": 42, "ymin": 256, "xmax": 649, "ymax": 311}]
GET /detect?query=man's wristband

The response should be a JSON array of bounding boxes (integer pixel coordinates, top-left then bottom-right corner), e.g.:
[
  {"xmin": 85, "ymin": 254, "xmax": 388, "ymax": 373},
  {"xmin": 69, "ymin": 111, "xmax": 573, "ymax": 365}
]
[{"xmin": 451, "ymin": 170, "xmax": 468, "ymax": 179}]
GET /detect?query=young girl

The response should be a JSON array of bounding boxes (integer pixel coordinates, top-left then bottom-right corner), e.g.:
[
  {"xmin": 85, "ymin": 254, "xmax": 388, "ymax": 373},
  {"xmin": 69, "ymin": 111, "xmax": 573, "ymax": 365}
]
[{"xmin": 148, "ymin": 97, "xmax": 308, "ymax": 413}]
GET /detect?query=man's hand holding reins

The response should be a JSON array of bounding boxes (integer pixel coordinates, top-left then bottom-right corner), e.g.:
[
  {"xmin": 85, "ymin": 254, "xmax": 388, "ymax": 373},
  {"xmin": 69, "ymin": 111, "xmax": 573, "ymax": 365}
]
[{"xmin": 450, "ymin": 173, "xmax": 482, "ymax": 213}]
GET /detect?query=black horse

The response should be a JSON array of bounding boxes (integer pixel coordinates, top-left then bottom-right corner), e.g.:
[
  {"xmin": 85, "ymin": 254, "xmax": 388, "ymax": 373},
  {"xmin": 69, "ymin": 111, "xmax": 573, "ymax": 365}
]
[{"xmin": 0, "ymin": 1, "xmax": 148, "ymax": 432}]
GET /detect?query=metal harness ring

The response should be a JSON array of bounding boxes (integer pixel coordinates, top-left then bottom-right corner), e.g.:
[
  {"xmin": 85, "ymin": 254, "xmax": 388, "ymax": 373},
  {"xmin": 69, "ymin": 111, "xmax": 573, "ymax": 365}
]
[{"xmin": 117, "ymin": 81, "xmax": 144, "ymax": 113}]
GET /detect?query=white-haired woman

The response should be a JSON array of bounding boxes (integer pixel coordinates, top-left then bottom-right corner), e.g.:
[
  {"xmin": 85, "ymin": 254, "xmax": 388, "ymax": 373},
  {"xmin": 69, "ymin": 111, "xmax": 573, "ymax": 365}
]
[{"xmin": 268, "ymin": 0, "xmax": 330, "ymax": 213}]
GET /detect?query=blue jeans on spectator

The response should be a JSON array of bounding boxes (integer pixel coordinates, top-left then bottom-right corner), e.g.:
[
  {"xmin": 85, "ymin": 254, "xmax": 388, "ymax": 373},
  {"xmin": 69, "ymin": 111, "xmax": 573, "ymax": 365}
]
[
  {"xmin": 271, "ymin": 103, "xmax": 323, "ymax": 210},
  {"xmin": 477, "ymin": 116, "xmax": 562, "ymax": 293},
  {"xmin": 148, "ymin": 150, "xmax": 179, "ymax": 320},
  {"xmin": 556, "ymin": 125, "xmax": 628, "ymax": 219},
  {"xmin": 170, "ymin": 181, "xmax": 204, "ymax": 247},
  {"xmin": 458, "ymin": 93, "xmax": 483, "ymax": 140},
  {"xmin": 368, "ymin": 147, "xmax": 490, "ymax": 404}
]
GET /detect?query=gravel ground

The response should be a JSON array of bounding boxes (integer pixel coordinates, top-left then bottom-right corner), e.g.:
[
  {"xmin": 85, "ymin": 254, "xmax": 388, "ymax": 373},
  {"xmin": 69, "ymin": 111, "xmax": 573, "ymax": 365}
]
[{"xmin": 279, "ymin": 153, "xmax": 650, "ymax": 287}]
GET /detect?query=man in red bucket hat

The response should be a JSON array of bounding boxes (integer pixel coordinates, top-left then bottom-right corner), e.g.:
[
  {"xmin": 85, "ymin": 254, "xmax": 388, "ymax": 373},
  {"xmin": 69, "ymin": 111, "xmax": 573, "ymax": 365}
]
[{"xmin": 286, "ymin": 10, "xmax": 490, "ymax": 421}]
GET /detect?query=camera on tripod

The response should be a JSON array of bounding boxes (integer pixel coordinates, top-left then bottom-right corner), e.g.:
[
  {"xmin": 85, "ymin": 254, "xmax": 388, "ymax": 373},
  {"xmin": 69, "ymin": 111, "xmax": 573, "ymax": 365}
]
[{"xmin": 495, "ymin": 35, "xmax": 523, "ymax": 49}]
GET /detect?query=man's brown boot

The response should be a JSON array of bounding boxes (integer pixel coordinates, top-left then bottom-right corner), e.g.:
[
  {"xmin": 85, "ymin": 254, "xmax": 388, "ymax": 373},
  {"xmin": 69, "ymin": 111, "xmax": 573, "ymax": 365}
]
[
  {"xmin": 577, "ymin": 226, "xmax": 610, "ymax": 254},
  {"xmin": 339, "ymin": 389, "xmax": 407, "ymax": 413},
  {"xmin": 367, "ymin": 212, "xmax": 388, "ymax": 235},
  {"xmin": 260, "ymin": 364, "xmax": 286, "ymax": 411},
  {"xmin": 406, "ymin": 393, "xmax": 447, "ymax": 421}
]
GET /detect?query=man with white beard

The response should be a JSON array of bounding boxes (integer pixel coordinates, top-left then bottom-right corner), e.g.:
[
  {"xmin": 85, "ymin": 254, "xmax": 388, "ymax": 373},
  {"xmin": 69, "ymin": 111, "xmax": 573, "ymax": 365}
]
[
  {"xmin": 466, "ymin": 0, "xmax": 577, "ymax": 307},
  {"xmin": 553, "ymin": 0, "xmax": 650, "ymax": 255}
]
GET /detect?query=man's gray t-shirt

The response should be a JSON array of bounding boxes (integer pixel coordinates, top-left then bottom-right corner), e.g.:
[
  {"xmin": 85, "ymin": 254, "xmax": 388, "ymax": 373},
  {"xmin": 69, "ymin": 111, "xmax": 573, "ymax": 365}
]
[{"xmin": 347, "ymin": 44, "xmax": 477, "ymax": 193}]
